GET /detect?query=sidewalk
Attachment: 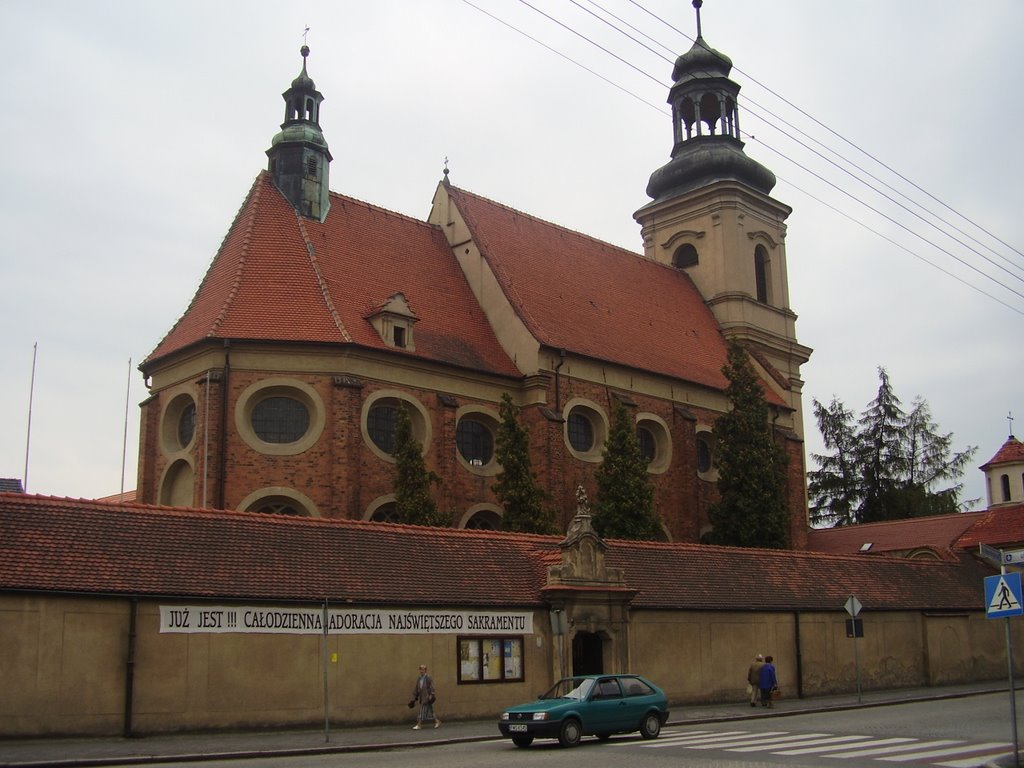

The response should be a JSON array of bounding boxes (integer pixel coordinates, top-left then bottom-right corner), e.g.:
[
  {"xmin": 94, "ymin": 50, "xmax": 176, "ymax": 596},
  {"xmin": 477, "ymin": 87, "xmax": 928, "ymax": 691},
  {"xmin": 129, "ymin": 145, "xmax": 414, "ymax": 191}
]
[{"xmin": 0, "ymin": 682, "xmax": 1009, "ymax": 768}]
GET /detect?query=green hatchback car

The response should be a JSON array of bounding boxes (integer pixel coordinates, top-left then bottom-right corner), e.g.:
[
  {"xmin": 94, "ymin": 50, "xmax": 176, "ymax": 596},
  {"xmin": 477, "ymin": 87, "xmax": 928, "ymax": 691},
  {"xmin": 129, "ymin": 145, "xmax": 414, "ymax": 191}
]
[{"xmin": 498, "ymin": 674, "xmax": 670, "ymax": 747}]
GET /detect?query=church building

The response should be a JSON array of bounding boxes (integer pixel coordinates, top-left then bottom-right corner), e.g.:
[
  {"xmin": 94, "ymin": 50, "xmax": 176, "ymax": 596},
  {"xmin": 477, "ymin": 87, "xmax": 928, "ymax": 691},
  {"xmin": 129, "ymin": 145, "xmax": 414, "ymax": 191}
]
[{"xmin": 137, "ymin": 10, "xmax": 812, "ymax": 545}]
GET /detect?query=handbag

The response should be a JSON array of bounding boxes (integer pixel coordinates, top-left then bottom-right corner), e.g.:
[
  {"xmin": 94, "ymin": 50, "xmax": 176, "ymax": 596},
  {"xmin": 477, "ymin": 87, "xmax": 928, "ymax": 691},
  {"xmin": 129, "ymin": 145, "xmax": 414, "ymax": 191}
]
[
  {"xmin": 428, "ymin": 693, "xmax": 436, "ymax": 705},
  {"xmin": 771, "ymin": 686, "xmax": 780, "ymax": 700},
  {"xmin": 407, "ymin": 699, "xmax": 415, "ymax": 708}
]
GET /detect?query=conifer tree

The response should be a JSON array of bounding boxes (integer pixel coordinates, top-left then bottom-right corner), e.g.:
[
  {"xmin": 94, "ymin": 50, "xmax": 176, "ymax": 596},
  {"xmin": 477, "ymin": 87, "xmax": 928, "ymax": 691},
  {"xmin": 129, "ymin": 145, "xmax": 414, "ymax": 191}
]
[
  {"xmin": 392, "ymin": 405, "xmax": 446, "ymax": 527},
  {"xmin": 492, "ymin": 393, "xmax": 557, "ymax": 534},
  {"xmin": 707, "ymin": 341, "xmax": 790, "ymax": 548},
  {"xmin": 592, "ymin": 400, "xmax": 661, "ymax": 540},
  {"xmin": 807, "ymin": 397, "xmax": 861, "ymax": 527},
  {"xmin": 809, "ymin": 368, "xmax": 976, "ymax": 526}
]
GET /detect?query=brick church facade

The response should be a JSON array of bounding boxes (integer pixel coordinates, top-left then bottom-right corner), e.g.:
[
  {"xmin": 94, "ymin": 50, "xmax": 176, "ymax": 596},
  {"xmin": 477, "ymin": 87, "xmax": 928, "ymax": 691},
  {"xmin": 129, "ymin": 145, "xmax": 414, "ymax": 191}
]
[{"xmin": 137, "ymin": 28, "xmax": 812, "ymax": 545}]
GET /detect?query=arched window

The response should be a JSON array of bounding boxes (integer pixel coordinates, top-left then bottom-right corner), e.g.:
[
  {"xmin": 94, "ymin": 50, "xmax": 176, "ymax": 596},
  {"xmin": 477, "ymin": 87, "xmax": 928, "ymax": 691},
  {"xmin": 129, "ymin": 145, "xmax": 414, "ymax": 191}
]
[
  {"xmin": 754, "ymin": 245, "xmax": 770, "ymax": 303},
  {"xmin": 251, "ymin": 497, "xmax": 305, "ymax": 516},
  {"xmin": 465, "ymin": 509, "xmax": 502, "ymax": 530},
  {"xmin": 1002, "ymin": 474, "xmax": 1012, "ymax": 502},
  {"xmin": 673, "ymin": 243, "xmax": 699, "ymax": 269},
  {"xmin": 370, "ymin": 502, "xmax": 400, "ymax": 523}
]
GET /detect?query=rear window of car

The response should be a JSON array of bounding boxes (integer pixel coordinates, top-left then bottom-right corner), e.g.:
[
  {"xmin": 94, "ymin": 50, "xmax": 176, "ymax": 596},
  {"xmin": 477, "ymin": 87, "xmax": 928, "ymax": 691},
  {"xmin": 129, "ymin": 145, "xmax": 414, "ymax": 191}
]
[{"xmin": 621, "ymin": 677, "xmax": 655, "ymax": 697}]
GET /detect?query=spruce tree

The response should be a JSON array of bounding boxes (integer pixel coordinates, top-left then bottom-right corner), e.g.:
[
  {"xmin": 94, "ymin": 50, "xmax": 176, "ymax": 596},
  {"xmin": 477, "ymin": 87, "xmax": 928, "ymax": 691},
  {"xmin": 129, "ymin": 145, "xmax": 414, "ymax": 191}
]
[
  {"xmin": 807, "ymin": 397, "xmax": 861, "ymax": 527},
  {"xmin": 492, "ymin": 393, "xmax": 557, "ymax": 534},
  {"xmin": 592, "ymin": 400, "xmax": 661, "ymax": 540},
  {"xmin": 392, "ymin": 405, "xmax": 446, "ymax": 527},
  {"xmin": 857, "ymin": 368, "xmax": 908, "ymax": 524},
  {"xmin": 809, "ymin": 368, "xmax": 976, "ymax": 525},
  {"xmin": 706, "ymin": 341, "xmax": 790, "ymax": 548}
]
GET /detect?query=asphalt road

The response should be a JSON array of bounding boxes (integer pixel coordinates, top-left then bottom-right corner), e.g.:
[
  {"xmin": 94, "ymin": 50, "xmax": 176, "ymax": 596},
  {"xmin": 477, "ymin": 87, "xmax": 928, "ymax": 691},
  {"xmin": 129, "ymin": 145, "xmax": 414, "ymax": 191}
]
[{"xmin": 94, "ymin": 691, "xmax": 1020, "ymax": 768}]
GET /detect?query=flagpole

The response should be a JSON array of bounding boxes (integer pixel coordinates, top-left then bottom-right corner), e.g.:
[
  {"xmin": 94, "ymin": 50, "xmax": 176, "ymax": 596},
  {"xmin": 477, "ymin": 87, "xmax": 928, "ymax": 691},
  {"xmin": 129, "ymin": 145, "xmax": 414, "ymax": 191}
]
[
  {"xmin": 23, "ymin": 343, "xmax": 38, "ymax": 492},
  {"xmin": 120, "ymin": 357, "xmax": 132, "ymax": 502}
]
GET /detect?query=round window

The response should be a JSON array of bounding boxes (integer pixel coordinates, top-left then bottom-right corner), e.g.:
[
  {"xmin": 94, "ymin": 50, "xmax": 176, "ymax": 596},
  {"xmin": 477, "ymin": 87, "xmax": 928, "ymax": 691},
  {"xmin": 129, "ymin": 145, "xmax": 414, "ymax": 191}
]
[
  {"xmin": 456, "ymin": 418, "xmax": 494, "ymax": 465},
  {"xmin": 567, "ymin": 411, "xmax": 595, "ymax": 452},
  {"xmin": 251, "ymin": 396, "xmax": 310, "ymax": 444}
]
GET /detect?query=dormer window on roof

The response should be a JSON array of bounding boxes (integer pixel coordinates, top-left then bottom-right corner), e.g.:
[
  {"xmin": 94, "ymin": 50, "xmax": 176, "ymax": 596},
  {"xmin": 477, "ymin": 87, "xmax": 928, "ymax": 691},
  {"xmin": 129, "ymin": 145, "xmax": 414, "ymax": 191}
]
[{"xmin": 366, "ymin": 292, "xmax": 418, "ymax": 351}]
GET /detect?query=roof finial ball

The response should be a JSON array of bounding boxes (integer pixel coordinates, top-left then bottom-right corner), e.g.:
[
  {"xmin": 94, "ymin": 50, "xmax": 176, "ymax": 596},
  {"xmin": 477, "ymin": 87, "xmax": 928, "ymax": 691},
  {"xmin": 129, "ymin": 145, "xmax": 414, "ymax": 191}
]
[{"xmin": 693, "ymin": 0, "xmax": 703, "ymax": 39}]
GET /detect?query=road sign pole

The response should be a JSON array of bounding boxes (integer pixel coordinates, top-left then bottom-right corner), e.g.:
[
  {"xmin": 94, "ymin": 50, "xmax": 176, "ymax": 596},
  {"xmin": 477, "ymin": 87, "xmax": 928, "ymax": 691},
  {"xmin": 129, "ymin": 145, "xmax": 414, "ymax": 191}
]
[
  {"xmin": 1002, "ymin": 558, "xmax": 1021, "ymax": 768},
  {"xmin": 1005, "ymin": 615, "xmax": 1019, "ymax": 768},
  {"xmin": 853, "ymin": 630, "xmax": 862, "ymax": 704},
  {"xmin": 845, "ymin": 596, "xmax": 863, "ymax": 704}
]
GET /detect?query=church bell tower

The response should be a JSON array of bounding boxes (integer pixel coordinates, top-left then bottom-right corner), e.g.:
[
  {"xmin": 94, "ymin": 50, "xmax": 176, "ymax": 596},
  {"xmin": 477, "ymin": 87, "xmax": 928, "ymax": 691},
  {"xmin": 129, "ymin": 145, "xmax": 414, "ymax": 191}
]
[
  {"xmin": 266, "ymin": 45, "xmax": 332, "ymax": 221},
  {"xmin": 633, "ymin": 0, "xmax": 811, "ymax": 429}
]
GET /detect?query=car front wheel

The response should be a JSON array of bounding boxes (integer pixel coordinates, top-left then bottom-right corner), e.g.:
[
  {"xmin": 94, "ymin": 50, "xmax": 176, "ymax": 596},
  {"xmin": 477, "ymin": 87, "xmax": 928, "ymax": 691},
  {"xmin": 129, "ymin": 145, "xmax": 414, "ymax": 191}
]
[
  {"xmin": 558, "ymin": 718, "xmax": 583, "ymax": 747},
  {"xmin": 512, "ymin": 735, "xmax": 534, "ymax": 748},
  {"xmin": 640, "ymin": 711, "xmax": 661, "ymax": 739}
]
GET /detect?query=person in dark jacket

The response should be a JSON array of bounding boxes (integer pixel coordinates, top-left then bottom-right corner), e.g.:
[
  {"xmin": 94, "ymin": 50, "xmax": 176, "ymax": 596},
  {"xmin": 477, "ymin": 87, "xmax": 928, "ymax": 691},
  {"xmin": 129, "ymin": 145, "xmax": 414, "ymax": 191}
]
[
  {"xmin": 758, "ymin": 655, "xmax": 778, "ymax": 708},
  {"xmin": 746, "ymin": 654, "xmax": 765, "ymax": 707},
  {"xmin": 411, "ymin": 664, "xmax": 440, "ymax": 729}
]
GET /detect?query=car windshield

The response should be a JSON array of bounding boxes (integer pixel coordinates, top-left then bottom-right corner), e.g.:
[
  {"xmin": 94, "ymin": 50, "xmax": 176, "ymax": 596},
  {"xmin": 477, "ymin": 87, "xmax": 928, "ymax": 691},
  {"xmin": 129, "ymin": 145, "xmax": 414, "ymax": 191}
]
[{"xmin": 540, "ymin": 677, "xmax": 595, "ymax": 701}]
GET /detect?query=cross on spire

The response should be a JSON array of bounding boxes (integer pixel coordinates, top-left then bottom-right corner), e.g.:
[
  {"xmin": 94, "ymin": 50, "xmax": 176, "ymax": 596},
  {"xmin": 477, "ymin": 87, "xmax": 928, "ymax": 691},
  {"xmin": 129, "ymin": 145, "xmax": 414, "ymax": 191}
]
[
  {"xmin": 1009, "ymin": 411, "xmax": 1015, "ymax": 437},
  {"xmin": 303, "ymin": 26, "xmax": 310, "ymax": 45}
]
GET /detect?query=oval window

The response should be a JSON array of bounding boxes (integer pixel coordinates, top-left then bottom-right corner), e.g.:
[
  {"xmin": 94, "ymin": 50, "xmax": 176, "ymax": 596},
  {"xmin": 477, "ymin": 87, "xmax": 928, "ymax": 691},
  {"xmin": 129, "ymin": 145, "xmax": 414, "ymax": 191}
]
[
  {"xmin": 457, "ymin": 418, "xmax": 494, "ymax": 465},
  {"xmin": 367, "ymin": 403, "xmax": 399, "ymax": 454},
  {"xmin": 567, "ymin": 411, "xmax": 595, "ymax": 452},
  {"xmin": 178, "ymin": 402, "xmax": 197, "ymax": 448},
  {"xmin": 637, "ymin": 426, "xmax": 656, "ymax": 463},
  {"xmin": 251, "ymin": 396, "xmax": 310, "ymax": 444}
]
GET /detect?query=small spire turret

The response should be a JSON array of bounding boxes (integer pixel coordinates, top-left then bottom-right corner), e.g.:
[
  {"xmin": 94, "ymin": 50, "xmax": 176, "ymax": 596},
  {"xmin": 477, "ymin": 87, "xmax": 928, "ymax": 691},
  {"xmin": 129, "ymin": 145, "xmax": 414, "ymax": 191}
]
[{"xmin": 266, "ymin": 44, "xmax": 333, "ymax": 221}]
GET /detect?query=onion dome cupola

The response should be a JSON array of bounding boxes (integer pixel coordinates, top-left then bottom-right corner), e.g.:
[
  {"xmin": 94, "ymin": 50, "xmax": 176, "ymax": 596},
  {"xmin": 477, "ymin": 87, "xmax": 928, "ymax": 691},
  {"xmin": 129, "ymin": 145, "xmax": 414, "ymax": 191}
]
[
  {"xmin": 266, "ymin": 45, "xmax": 333, "ymax": 221},
  {"xmin": 633, "ymin": 0, "xmax": 812, "ymax": 452},
  {"xmin": 645, "ymin": 5, "xmax": 774, "ymax": 202}
]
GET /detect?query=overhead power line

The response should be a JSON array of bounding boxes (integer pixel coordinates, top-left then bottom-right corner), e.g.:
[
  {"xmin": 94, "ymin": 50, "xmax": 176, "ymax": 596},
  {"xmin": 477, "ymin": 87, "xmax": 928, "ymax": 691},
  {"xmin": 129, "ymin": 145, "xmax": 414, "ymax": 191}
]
[{"xmin": 461, "ymin": 0, "xmax": 1023, "ymax": 315}]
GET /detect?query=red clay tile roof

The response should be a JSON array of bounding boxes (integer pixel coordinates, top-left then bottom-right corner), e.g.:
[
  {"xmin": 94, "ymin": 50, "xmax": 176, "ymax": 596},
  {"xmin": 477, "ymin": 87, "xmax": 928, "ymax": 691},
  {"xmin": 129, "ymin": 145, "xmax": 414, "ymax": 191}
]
[
  {"xmin": 981, "ymin": 436, "xmax": 1024, "ymax": 469},
  {"xmin": 0, "ymin": 494, "xmax": 989, "ymax": 612},
  {"xmin": 604, "ymin": 538, "xmax": 988, "ymax": 611},
  {"xmin": 955, "ymin": 504, "xmax": 1024, "ymax": 550},
  {"xmin": 446, "ymin": 186, "xmax": 748, "ymax": 396},
  {"xmin": 805, "ymin": 513, "xmax": 987, "ymax": 559},
  {"xmin": 144, "ymin": 174, "xmax": 520, "ymax": 378}
]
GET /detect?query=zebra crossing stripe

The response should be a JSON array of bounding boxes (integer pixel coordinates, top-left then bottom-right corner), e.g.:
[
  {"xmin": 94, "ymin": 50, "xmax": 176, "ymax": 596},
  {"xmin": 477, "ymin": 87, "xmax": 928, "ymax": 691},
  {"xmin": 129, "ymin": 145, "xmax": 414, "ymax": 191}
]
[
  {"xmin": 937, "ymin": 750, "xmax": 1016, "ymax": 768},
  {"xmin": 877, "ymin": 741, "xmax": 1013, "ymax": 762},
  {"xmin": 828, "ymin": 738, "xmax": 963, "ymax": 758},
  {"xmin": 777, "ymin": 736, "xmax": 915, "ymax": 755},
  {"xmin": 631, "ymin": 730, "xmax": 775, "ymax": 748}
]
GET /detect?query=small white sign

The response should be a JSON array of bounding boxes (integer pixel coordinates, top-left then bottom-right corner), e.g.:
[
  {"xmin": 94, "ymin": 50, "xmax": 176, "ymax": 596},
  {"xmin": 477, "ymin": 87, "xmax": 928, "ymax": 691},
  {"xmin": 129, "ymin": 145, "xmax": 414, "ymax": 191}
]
[
  {"xmin": 844, "ymin": 596, "xmax": 862, "ymax": 617},
  {"xmin": 1003, "ymin": 549, "xmax": 1024, "ymax": 565}
]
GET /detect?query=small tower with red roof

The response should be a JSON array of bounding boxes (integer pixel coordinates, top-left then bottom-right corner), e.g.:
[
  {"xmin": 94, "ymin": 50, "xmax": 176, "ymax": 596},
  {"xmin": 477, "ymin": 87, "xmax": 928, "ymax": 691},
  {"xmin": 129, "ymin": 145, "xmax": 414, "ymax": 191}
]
[{"xmin": 981, "ymin": 427, "xmax": 1024, "ymax": 507}]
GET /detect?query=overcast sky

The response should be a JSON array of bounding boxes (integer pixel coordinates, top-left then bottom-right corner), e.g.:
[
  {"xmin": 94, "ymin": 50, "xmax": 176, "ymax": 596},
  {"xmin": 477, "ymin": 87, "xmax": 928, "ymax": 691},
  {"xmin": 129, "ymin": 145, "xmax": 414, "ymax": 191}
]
[{"xmin": 1, "ymin": 0, "xmax": 1020, "ymax": 514}]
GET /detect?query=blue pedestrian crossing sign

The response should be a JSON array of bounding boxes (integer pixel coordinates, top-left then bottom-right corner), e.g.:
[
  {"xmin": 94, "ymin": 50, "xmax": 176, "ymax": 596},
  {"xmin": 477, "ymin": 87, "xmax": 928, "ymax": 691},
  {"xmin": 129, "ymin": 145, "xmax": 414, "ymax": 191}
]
[{"xmin": 985, "ymin": 572, "xmax": 1024, "ymax": 619}]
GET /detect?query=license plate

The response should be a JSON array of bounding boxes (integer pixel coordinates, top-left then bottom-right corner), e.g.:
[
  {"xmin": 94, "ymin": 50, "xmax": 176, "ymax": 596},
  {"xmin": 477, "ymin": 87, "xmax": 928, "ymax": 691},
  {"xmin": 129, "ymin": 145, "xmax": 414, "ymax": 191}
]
[{"xmin": 509, "ymin": 724, "xmax": 528, "ymax": 732}]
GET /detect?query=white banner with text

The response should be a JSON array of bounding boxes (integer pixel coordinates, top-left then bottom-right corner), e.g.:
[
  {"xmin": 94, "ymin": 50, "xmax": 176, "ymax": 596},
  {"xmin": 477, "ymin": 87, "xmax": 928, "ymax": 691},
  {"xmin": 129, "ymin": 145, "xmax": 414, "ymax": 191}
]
[{"xmin": 159, "ymin": 605, "xmax": 533, "ymax": 635}]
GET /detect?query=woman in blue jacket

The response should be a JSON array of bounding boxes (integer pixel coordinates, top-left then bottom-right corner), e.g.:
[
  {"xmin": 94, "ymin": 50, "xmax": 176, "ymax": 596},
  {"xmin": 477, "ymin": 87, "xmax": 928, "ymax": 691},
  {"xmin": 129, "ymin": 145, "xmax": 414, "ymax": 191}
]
[{"xmin": 758, "ymin": 655, "xmax": 778, "ymax": 708}]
